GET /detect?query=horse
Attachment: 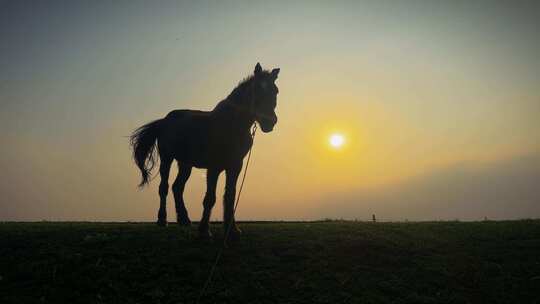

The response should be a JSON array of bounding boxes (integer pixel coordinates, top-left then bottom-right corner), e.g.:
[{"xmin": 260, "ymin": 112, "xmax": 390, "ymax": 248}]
[{"xmin": 130, "ymin": 63, "xmax": 279, "ymax": 238}]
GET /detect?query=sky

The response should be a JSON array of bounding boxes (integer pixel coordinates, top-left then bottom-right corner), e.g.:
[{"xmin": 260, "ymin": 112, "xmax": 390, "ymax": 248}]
[{"xmin": 1, "ymin": 0, "xmax": 539, "ymax": 221}]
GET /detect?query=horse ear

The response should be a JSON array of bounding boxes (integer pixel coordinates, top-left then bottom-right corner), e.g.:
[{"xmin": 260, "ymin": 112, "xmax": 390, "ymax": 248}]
[
  {"xmin": 254, "ymin": 63, "xmax": 262, "ymax": 75},
  {"xmin": 271, "ymin": 68, "xmax": 280, "ymax": 80}
]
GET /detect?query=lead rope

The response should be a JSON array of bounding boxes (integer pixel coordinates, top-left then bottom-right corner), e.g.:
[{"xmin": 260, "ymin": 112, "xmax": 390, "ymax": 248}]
[{"xmin": 196, "ymin": 123, "xmax": 258, "ymax": 304}]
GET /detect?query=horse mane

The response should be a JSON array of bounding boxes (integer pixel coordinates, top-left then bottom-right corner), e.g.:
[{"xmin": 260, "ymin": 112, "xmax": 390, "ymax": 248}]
[{"xmin": 213, "ymin": 69, "xmax": 272, "ymax": 111}]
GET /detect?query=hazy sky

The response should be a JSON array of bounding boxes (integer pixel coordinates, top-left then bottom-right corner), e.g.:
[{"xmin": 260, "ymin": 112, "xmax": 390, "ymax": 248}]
[{"xmin": 1, "ymin": 1, "xmax": 539, "ymax": 221}]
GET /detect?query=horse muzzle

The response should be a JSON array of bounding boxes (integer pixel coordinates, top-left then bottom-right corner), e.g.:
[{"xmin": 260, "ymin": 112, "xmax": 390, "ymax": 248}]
[{"xmin": 257, "ymin": 113, "xmax": 277, "ymax": 133}]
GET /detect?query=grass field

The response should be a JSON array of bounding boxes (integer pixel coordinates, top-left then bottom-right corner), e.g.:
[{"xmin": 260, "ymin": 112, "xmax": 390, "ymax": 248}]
[{"xmin": 1, "ymin": 220, "xmax": 540, "ymax": 303}]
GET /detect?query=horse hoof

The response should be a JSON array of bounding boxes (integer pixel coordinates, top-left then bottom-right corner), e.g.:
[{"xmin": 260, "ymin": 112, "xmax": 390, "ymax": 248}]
[
  {"xmin": 226, "ymin": 225, "xmax": 242, "ymax": 235},
  {"xmin": 198, "ymin": 229, "xmax": 213, "ymax": 240},
  {"xmin": 156, "ymin": 220, "xmax": 167, "ymax": 227},
  {"xmin": 233, "ymin": 226, "xmax": 242, "ymax": 235},
  {"xmin": 224, "ymin": 226, "xmax": 242, "ymax": 242},
  {"xmin": 177, "ymin": 218, "xmax": 192, "ymax": 226}
]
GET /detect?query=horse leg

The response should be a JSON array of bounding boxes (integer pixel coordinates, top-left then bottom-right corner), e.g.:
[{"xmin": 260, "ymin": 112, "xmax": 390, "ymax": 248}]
[
  {"xmin": 172, "ymin": 162, "xmax": 192, "ymax": 226},
  {"xmin": 157, "ymin": 158, "xmax": 172, "ymax": 226},
  {"xmin": 198, "ymin": 168, "xmax": 220, "ymax": 238},
  {"xmin": 224, "ymin": 164, "xmax": 242, "ymax": 238}
]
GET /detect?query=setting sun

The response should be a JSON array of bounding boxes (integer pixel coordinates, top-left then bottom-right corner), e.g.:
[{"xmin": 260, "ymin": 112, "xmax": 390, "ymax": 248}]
[{"xmin": 329, "ymin": 133, "xmax": 345, "ymax": 148}]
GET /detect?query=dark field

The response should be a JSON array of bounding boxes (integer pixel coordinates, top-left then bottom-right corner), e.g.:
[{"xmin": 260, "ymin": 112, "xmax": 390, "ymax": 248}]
[{"xmin": 1, "ymin": 221, "xmax": 540, "ymax": 304}]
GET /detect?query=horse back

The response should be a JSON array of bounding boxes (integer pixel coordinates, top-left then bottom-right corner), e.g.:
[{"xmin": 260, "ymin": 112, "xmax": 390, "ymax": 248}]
[
  {"xmin": 158, "ymin": 109, "xmax": 253, "ymax": 169},
  {"xmin": 157, "ymin": 109, "xmax": 210, "ymax": 160}
]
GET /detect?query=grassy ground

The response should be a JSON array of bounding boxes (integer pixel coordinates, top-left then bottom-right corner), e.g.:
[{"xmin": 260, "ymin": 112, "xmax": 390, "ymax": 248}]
[{"xmin": 1, "ymin": 220, "xmax": 540, "ymax": 304}]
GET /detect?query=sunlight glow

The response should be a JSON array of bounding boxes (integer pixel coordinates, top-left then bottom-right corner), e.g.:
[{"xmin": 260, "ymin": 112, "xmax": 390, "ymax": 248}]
[{"xmin": 329, "ymin": 133, "xmax": 345, "ymax": 148}]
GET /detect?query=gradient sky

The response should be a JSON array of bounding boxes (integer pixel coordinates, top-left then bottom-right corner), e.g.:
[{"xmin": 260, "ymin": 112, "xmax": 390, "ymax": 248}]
[{"xmin": 1, "ymin": 0, "xmax": 539, "ymax": 221}]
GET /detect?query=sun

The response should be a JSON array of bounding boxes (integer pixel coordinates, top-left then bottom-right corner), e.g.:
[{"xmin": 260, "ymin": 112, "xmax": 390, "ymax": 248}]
[{"xmin": 329, "ymin": 133, "xmax": 345, "ymax": 149}]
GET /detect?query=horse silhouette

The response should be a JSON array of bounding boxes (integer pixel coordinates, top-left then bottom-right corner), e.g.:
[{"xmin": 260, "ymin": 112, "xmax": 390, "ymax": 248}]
[{"xmin": 130, "ymin": 63, "xmax": 279, "ymax": 238}]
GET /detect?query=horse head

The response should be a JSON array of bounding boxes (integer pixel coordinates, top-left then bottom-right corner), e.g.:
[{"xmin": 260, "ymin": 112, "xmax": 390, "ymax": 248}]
[{"xmin": 251, "ymin": 63, "xmax": 279, "ymax": 133}]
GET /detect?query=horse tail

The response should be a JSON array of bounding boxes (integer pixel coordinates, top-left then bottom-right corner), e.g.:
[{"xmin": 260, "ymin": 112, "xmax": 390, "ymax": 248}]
[{"xmin": 130, "ymin": 119, "xmax": 163, "ymax": 188}]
